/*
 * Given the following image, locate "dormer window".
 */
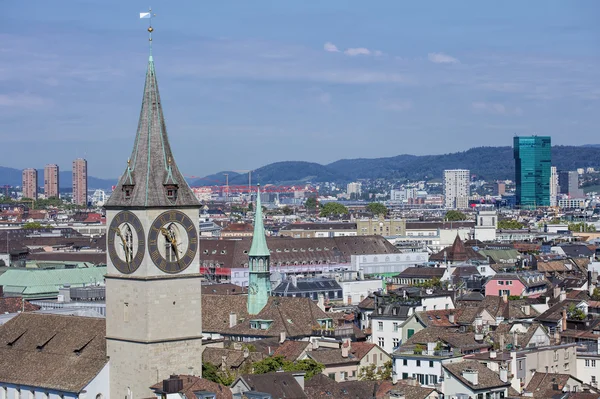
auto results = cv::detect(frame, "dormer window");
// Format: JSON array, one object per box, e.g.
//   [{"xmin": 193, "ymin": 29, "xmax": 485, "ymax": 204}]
[
  {"xmin": 164, "ymin": 184, "xmax": 178, "ymax": 201},
  {"xmin": 122, "ymin": 184, "xmax": 134, "ymax": 199}
]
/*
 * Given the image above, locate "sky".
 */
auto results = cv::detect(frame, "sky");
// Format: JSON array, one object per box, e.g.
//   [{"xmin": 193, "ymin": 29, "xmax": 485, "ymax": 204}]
[{"xmin": 2, "ymin": 1, "xmax": 600, "ymax": 179}]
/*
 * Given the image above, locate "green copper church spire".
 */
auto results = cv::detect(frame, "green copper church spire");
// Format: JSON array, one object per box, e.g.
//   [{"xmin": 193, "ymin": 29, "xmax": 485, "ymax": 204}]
[
  {"xmin": 247, "ymin": 184, "xmax": 271, "ymax": 315},
  {"xmin": 248, "ymin": 184, "xmax": 270, "ymax": 257}
]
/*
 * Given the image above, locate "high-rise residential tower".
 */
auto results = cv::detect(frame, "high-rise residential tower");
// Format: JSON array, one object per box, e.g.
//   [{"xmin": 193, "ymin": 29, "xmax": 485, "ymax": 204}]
[
  {"xmin": 72, "ymin": 158, "xmax": 88, "ymax": 206},
  {"xmin": 22, "ymin": 168, "xmax": 38, "ymax": 200},
  {"xmin": 558, "ymin": 170, "xmax": 584, "ymax": 198},
  {"xmin": 44, "ymin": 164, "xmax": 60, "ymax": 198},
  {"xmin": 550, "ymin": 166, "xmax": 558, "ymax": 207},
  {"xmin": 443, "ymin": 169, "xmax": 470, "ymax": 209},
  {"xmin": 513, "ymin": 136, "xmax": 551, "ymax": 208}
]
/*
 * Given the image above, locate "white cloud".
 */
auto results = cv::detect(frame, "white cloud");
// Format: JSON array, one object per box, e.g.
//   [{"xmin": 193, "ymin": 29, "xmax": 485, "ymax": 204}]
[
  {"xmin": 381, "ymin": 100, "xmax": 412, "ymax": 111},
  {"xmin": 0, "ymin": 93, "xmax": 49, "ymax": 108},
  {"xmin": 344, "ymin": 47, "xmax": 371, "ymax": 56},
  {"xmin": 324, "ymin": 42, "xmax": 339, "ymax": 52},
  {"xmin": 428, "ymin": 52, "xmax": 459, "ymax": 64},
  {"xmin": 471, "ymin": 101, "xmax": 522, "ymax": 115}
]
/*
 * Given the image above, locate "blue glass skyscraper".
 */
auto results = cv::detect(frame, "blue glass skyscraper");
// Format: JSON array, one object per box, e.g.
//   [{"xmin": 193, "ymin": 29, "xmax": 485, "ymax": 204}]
[{"xmin": 513, "ymin": 136, "xmax": 551, "ymax": 208}]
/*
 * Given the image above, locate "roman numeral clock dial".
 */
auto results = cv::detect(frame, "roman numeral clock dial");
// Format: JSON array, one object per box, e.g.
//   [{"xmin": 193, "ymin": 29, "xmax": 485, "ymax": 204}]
[
  {"xmin": 107, "ymin": 211, "xmax": 146, "ymax": 274},
  {"xmin": 148, "ymin": 210, "xmax": 198, "ymax": 273}
]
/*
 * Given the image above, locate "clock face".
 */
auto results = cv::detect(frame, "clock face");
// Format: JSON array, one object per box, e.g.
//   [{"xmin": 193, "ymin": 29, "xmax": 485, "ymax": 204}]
[
  {"xmin": 249, "ymin": 282, "xmax": 258, "ymax": 295},
  {"xmin": 107, "ymin": 211, "xmax": 145, "ymax": 274},
  {"xmin": 148, "ymin": 210, "xmax": 198, "ymax": 273}
]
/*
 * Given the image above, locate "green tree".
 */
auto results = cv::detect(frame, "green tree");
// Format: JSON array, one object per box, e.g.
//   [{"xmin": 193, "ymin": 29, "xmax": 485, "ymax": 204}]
[
  {"xmin": 366, "ymin": 202, "xmax": 388, "ymax": 216},
  {"xmin": 567, "ymin": 304, "xmax": 586, "ymax": 320},
  {"xmin": 568, "ymin": 222, "xmax": 596, "ymax": 232},
  {"xmin": 283, "ymin": 358, "xmax": 325, "ymax": 379},
  {"xmin": 378, "ymin": 360, "xmax": 392, "ymax": 380},
  {"xmin": 202, "ymin": 362, "xmax": 235, "ymax": 386},
  {"xmin": 22, "ymin": 222, "xmax": 46, "ymax": 230},
  {"xmin": 282, "ymin": 206, "xmax": 294, "ymax": 216},
  {"xmin": 358, "ymin": 363, "xmax": 378, "ymax": 381},
  {"xmin": 497, "ymin": 220, "xmax": 524, "ymax": 229},
  {"xmin": 319, "ymin": 202, "xmax": 349, "ymax": 218},
  {"xmin": 252, "ymin": 355, "xmax": 324, "ymax": 380},
  {"xmin": 252, "ymin": 356, "xmax": 288, "ymax": 374},
  {"xmin": 305, "ymin": 197, "xmax": 318, "ymax": 210},
  {"xmin": 592, "ymin": 288, "xmax": 600, "ymax": 301},
  {"xmin": 444, "ymin": 210, "xmax": 467, "ymax": 221},
  {"xmin": 35, "ymin": 197, "xmax": 64, "ymax": 209}
]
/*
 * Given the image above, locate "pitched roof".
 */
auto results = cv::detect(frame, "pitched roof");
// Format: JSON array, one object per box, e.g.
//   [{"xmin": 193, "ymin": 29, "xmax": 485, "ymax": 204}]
[
  {"xmin": 105, "ymin": 54, "xmax": 199, "ymax": 208},
  {"xmin": 281, "ymin": 223, "xmax": 357, "ymax": 231},
  {"xmin": 402, "ymin": 327, "xmax": 490, "ymax": 352},
  {"xmin": 395, "ymin": 267, "xmax": 445, "ymax": 278},
  {"xmin": 307, "ymin": 342, "xmax": 379, "ymax": 366},
  {"xmin": 202, "ymin": 295, "xmax": 250, "ymax": 333},
  {"xmin": 357, "ymin": 295, "xmax": 375, "ymax": 310},
  {"xmin": 0, "ymin": 313, "xmax": 107, "ymax": 393},
  {"xmin": 0, "ymin": 297, "xmax": 40, "ymax": 313},
  {"xmin": 273, "ymin": 340, "xmax": 312, "ymax": 362},
  {"xmin": 536, "ymin": 299, "xmax": 582, "ymax": 322},
  {"xmin": 238, "ymin": 372, "xmax": 307, "ymax": 399},
  {"xmin": 524, "ymin": 372, "xmax": 582, "ymax": 398},
  {"xmin": 150, "ymin": 375, "xmax": 232, "ymax": 399},
  {"xmin": 200, "ymin": 235, "xmax": 399, "ymax": 269},
  {"xmin": 429, "ymin": 235, "xmax": 486, "ymax": 263},
  {"xmin": 443, "ymin": 360, "xmax": 509, "ymax": 390},
  {"xmin": 202, "ymin": 347, "xmax": 265, "ymax": 370}
]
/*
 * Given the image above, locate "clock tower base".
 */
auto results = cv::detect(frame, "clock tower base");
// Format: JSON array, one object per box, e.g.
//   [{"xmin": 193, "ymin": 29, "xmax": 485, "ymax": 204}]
[{"xmin": 105, "ymin": 274, "xmax": 203, "ymax": 399}]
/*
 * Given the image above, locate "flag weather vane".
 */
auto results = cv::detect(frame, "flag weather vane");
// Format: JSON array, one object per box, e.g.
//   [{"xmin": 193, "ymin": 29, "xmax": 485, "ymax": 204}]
[{"xmin": 140, "ymin": 8, "xmax": 156, "ymax": 54}]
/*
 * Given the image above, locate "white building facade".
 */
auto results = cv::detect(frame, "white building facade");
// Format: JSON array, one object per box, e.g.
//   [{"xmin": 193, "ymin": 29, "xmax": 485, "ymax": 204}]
[{"xmin": 443, "ymin": 169, "xmax": 470, "ymax": 210}]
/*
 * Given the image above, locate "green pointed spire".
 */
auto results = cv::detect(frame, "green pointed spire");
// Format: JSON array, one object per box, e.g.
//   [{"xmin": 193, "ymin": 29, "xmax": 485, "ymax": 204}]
[{"xmin": 248, "ymin": 184, "xmax": 270, "ymax": 257}]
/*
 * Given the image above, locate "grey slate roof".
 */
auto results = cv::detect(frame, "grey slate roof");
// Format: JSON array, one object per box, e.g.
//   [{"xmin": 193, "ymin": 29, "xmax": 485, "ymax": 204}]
[{"xmin": 105, "ymin": 55, "xmax": 199, "ymax": 209}]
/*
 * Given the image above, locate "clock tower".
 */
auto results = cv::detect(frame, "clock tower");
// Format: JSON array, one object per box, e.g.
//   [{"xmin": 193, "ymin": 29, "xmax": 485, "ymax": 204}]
[
  {"xmin": 247, "ymin": 185, "xmax": 271, "ymax": 315},
  {"xmin": 104, "ymin": 33, "xmax": 202, "ymax": 399}
]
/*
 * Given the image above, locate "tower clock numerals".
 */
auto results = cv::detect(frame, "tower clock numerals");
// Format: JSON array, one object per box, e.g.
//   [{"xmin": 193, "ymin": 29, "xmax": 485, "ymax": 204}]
[
  {"xmin": 147, "ymin": 210, "xmax": 198, "ymax": 273},
  {"xmin": 107, "ymin": 211, "xmax": 145, "ymax": 274}
]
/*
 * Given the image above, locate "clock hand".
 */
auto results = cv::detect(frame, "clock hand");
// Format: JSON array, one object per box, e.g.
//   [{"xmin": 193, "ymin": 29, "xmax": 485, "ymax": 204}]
[{"xmin": 114, "ymin": 227, "xmax": 132, "ymax": 270}]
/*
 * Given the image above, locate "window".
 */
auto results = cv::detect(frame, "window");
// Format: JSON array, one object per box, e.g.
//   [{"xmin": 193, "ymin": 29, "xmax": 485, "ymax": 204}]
[
  {"xmin": 565, "ymin": 351, "xmax": 569, "ymax": 359},
  {"xmin": 593, "ymin": 360, "xmax": 597, "ymax": 367},
  {"xmin": 429, "ymin": 375, "xmax": 438, "ymax": 385},
  {"xmin": 429, "ymin": 361, "xmax": 434, "ymax": 368},
  {"xmin": 393, "ymin": 338, "xmax": 399, "ymax": 348},
  {"xmin": 592, "ymin": 376, "xmax": 596, "ymax": 384},
  {"xmin": 416, "ymin": 360, "xmax": 421, "ymax": 367},
  {"xmin": 403, "ymin": 359, "xmax": 408, "ymax": 366},
  {"xmin": 393, "ymin": 322, "xmax": 399, "ymax": 332},
  {"xmin": 518, "ymin": 360, "xmax": 523, "ymax": 370},
  {"xmin": 564, "ymin": 363, "xmax": 569, "ymax": 371},
  {"xmin": 378, "ymin": 337, "xmax": 385, "ymax": 347},
  {"xmin": 499, "ymin": 281, "xmax": 505, "ymax": 285},
  {"xmin": 407, "ymin": 329, "xmax": 415, "ymax": 338},
  {"xmin": 378, "ymin": 322, "xmax": 384, "ymax": 331},
  {"xmin": 402, "ymin": 373, "xmax": 409, "ymax": 379},
  {"xmin": 328, "ymin": 373, "xmax": 335, "ymax": 380},
  {"xmin": 340, "ymin": 371, "xmax": 347, "ymax": 380},
  {"xmin": 554, "ymin": 351, "xmax": 559, "ymax": 361},
  {"xmin": 585, "ymin": 359, "xmax": 590, "ymax": 367}
]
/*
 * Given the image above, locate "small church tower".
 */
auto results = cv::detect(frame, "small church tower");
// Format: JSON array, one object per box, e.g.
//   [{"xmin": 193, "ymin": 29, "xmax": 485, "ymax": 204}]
[{"xmin": 247, "ymin": 185, "xmax": 271, "ymax": 315}]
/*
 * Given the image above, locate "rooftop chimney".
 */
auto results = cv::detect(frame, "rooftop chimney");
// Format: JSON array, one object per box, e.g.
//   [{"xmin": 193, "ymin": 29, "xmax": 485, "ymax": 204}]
[
  {"xmin": 588, "ymin": 271, "xmax": 595, "ymax": 296},
  {"xmin": 489, "ymin": 350, "xmax": 497, "ymax": 359},
  {"xmin": 162, "ymin": 375, "xmax": 183, "ymax": 394},
  {"xmin": 317, "ymin": 293, "xmax": 326, "ymax": 311},
  {"xmin": 448, "ymin": 313, "xmax": 455, "ymax": 324},
  {"xmin": 462, "ymin": 369, "xmax": 478, "ymax": 386},
  {"xmin": 280, "ymin": 331, "xmax": 286, "ymax": 344},
  {"xmin": 229, "ymin": 312, "xmax": 237, "ymax": 328},
  {"xmin": 392, "ymin": 372, "xmax": 398, "ymax": 385},
  {"xmin": 562, "ymin": 309, "xmax": 568, "ymax": 331},
  {"xmin": 500, "ymin": 367, "xmax": 508, "ymax": 383},
  {"xmin": 522, "ymin": 305, "xmax": 531, "ymax": 316},
  {"xmin": 341, "ymin": 339, "xmax": 350, "ymax": 358},
  {"xmin": 559, "ymin": 290, "xmax": 566, "ymax": 302}
]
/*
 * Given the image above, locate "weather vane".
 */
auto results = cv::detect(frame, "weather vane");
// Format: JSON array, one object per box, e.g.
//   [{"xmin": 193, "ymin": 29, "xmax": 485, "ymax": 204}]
[{"xmin": 140, "ymin": 7, "xmax": 156, "ymax": 53}]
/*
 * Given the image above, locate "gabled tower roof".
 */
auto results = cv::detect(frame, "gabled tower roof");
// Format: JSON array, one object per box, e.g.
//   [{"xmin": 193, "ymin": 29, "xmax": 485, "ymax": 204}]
[
  {"xmin": 105, "ymin": 54, "xmax": 199, "ymax": 209},
  {"xmin": 248, "ymin": 185, "xmax": 270, "ymax": 257}
]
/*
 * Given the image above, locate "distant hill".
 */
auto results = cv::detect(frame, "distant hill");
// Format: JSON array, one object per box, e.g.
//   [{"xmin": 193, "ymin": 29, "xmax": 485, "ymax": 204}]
[
  {"xmin": 193, "ymin": 145, "xmax": 600, "ymax": 185},
  {"xmin": 0, "ymin": 167, "xmax": 115, "ymax": 190}
]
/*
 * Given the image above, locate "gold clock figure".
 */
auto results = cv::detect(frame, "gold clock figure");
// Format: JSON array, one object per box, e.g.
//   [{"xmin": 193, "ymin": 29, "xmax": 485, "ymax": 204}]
[
  {"xmin": 148, "ymin": 210, "xmax": 198, "ymax": 273},
  {"xmin": 107, "ymin": 211, "xmax": 145, "ymax": 274}
]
